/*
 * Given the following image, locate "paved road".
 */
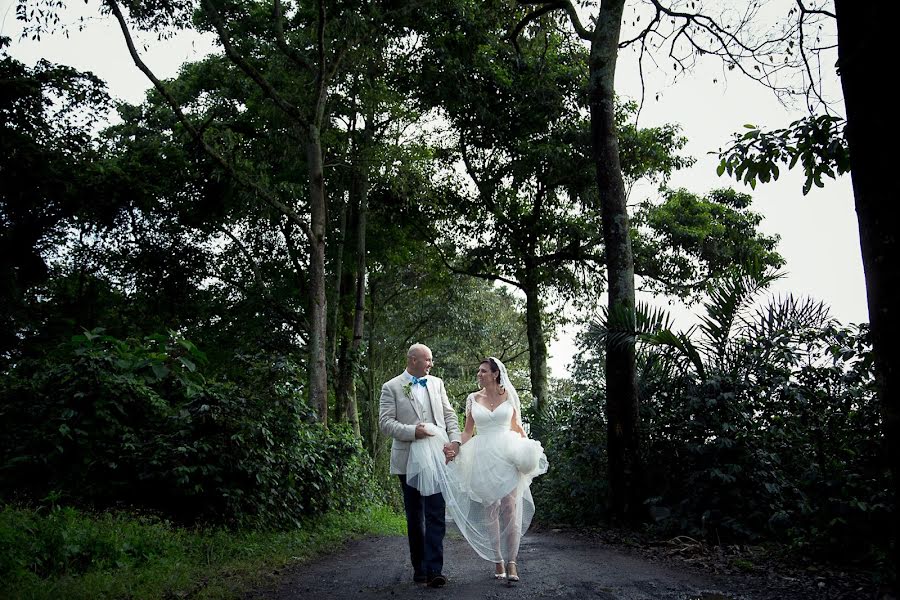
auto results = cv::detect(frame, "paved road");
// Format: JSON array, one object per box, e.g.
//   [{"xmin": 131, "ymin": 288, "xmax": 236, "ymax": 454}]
[{"xmin": 246, "ymin": 531, "xmax": 750, "ymax": 600}]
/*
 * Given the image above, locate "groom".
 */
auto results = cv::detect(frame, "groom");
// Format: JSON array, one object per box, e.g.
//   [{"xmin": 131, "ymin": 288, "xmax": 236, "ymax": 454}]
[{"xmin": 379, "ymin": 343, "xmax": 462, "ymax": 587}]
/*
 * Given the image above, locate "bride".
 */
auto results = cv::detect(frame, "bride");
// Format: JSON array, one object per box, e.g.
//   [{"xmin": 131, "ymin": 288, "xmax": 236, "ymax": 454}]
[{"xmin": 406, "ymin": 357, "xmax": 548, "ymax": 583}]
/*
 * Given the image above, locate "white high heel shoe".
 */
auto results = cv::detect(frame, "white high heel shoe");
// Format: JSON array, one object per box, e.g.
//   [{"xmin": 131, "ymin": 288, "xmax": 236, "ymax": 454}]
[
  {"xmin": 507, "ymin": 561, "xmax": 519, "ymax": 582},
  {"xmin": 494, "ymin": 561, "xmax": 506, "ymax": 580}
]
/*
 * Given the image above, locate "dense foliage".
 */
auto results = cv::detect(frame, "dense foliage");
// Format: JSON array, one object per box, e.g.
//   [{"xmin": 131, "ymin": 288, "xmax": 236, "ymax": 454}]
[
  {"xmin": 535, "ymin": 271, "xmax": 890, "ymax": 566},
  {"xmin": 0, "ymin": 330, "xmax": 379, "ymax": 528}
]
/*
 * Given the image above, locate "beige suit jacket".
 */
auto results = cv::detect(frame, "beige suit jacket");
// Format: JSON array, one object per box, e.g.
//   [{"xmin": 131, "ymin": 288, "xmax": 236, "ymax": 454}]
[{"xmin": 379, "ymin": 373, "xmax": 462, "ymax": 475}]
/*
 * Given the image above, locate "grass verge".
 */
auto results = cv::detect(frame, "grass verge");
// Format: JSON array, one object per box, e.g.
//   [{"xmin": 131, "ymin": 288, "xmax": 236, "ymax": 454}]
[{"xmin": 0, "ymin": 504, "xmax": 405, "ymax": 600}]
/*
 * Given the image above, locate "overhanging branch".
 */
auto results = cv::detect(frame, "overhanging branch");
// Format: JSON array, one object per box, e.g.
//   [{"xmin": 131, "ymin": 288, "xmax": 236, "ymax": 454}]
[
  {"xmin": 202, "ymin": 0, "xmax": 309, "ymax": 127},
  {"xmin": 106, "ymin": 0, "xmax": 311, "ymax": 235},
  {"xmin": 429, "ymin": 240, "xmax": 523, "ymax": 290}
]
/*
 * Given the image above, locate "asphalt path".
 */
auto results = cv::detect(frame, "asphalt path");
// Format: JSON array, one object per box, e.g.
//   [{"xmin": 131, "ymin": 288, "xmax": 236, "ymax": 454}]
[{"xmin": 245, "ymin": 530, "xmax": 754, "ymax": 600}]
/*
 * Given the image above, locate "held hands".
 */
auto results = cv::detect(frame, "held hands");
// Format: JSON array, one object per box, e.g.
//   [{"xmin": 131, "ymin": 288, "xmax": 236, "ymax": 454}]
[
  {"xmin": 443, "ymin": 442, "xmax": 458, "ymax": 464},
  {"xmin": 414, "ymin": 423, "xmax": 458, "ymax": 462}
]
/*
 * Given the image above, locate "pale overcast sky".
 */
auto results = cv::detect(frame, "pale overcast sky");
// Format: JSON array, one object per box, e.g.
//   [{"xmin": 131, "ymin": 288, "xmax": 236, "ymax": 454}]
[{"xmin": 2, "ymin": 1, "xmax": 866, "ymax": 377}]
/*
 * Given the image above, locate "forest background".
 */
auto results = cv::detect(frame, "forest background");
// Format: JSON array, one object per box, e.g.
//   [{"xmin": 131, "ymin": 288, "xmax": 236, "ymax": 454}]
[{"xmin": 0, "ymin": 0, "xmax": 891, "ymax": 598}]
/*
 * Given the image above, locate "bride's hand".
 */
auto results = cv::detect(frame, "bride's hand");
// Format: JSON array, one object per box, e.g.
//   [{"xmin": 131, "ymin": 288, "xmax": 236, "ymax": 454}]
[{"xmin": 442, "ymin": 442, "xmax": 457, "ymax": 463}]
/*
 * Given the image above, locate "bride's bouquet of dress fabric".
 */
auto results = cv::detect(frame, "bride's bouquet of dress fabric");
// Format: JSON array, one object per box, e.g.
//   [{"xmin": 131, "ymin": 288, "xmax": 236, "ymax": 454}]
[
  {"xmin": 405, "ymin": 423, "xmax": 450, "ymax": 496},
  {"xmin": 507, "ymin": 435, "xmax": 544, "ymax": 475}
]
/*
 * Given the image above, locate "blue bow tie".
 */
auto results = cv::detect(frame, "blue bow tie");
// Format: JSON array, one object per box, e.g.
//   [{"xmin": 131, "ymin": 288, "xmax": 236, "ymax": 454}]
[{"xmin": 411, "ymin": 376, "xmax": 428, "ymax": 387}]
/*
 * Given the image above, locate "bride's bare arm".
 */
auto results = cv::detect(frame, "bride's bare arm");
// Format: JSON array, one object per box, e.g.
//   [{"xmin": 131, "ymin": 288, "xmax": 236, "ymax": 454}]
[
  {"xmin": 510, "ymin": 408, "xmax": 526, "ymax": 437},
  {"xmin": 461, "ymin": 411, "xmax": 475, "ymax": 443}
]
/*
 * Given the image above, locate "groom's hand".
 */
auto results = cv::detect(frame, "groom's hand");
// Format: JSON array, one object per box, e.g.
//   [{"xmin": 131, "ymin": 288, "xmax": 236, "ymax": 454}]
[
  {"xmin": 414, "ymin": 423, "xmax": 433, "ymax": 439},
  {"xmin": 443, "ymin": 442, "xmax": 458, "ymax": 463}
]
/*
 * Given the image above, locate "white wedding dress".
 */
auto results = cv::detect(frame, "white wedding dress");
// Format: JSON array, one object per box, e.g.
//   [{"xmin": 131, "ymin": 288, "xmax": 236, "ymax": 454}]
[{"xmin": 406, "ymin": 394, "xmax": 548, "ymax": 563}]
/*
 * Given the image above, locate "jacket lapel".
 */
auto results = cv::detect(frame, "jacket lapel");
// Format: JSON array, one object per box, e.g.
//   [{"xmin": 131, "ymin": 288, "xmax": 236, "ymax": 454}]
[{"xmin": 424, "ymin": 379, "xmax": 439, "ymax": 425}]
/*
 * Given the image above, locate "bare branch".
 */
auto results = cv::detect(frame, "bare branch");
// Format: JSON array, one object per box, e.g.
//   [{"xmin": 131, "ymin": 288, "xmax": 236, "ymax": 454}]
[
  {"xmin": 280, "ymin": 217, "xmax": 309, "ymax": 293},
  {"xmin": 509, "ymin": 2, "xmax": 567, "ymax": 55},
  {"xmin": 429, "ymin": 240, "xmax": 523, "ymax": 289},
  {"xmin": 515, "ymin": 0, "xmax": 592, "ymax": 42},
  {"xmin": 533, "ymin": 237, "xmax": 605, "ymax": 267},
  {"xmin": 797, "ymin": 0, "xmax": 836, "ymax": 19},
  {"xmin": 219, "ymin": 224, "xmax": 273, "ymax": 293},
  {"xmin": 460, "ymin": 133, "xmax": 490, "ymax": 200},
  {"xmin": 796, "ymin": 2, "xmax": 829, "ymax": 112},
  {"xmin": 619, "ymin": 7, "xmax": 662, "ymax": 47},
  {"xmin": 647, "ymin": 0, "xmax": 834, "ymax": 108}
]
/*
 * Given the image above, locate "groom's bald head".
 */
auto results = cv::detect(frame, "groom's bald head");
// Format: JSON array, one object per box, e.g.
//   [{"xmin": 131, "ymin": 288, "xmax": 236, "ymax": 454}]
[{"xmin": 407, "ymin": 343, "xmax": 433, "ymax": 377}]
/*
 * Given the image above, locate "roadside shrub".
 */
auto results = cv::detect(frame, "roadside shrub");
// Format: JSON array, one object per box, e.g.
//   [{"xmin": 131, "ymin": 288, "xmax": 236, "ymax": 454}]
[
  {"xmin": 561, "ymin": 280, "xmax": 892, "ymax": 568},
  {"xmin": 0, "ymin": 330, "xmax": 382, "ymax": 528},
  {"xmin": 638, "ymin": 322, "xmax": 890, "ymax": 561},
  {"xmin": 530, "ymin": 390, "xmax": 609, "ymax": 525}
]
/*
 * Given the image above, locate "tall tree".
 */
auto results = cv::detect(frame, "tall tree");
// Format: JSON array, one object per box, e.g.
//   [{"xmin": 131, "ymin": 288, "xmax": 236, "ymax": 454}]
[
  {"xmin": 508, "ymin": 0, "xmax": 641, "ymax": 519},
  {"xmin": 403, "ymin": 4, "xmax": 689, "ymax": 421},
  {"xmin": 713, "ymin": 1, "xmax": 900, "ymax": 579},
  {"xmin": 50, "ymin": 0, "xmax": 364, "ymax": 424},
  {"xmin": 510, "ymin": 0, "xmax": 851, "ymax": 521},
  {"xmin": 829, "ymin": 9, "xmax": 898, "ymax": 574}
]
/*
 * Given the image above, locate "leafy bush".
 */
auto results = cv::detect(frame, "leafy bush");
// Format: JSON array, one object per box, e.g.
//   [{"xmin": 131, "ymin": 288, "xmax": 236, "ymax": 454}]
[
  {"xmin": 530, "ymin": 383, "xmax": 609, "ymax": 525},
  {"xmin": 559, "ymin": 270, "xmax": 892, "ymax": 565},
  {"xmin": 0, "ymin": 330, "xmax": 383, "ymax": 528},
  {"xmin": 636, "ymin": 321, "xmax": 891, "ymax": 562}
]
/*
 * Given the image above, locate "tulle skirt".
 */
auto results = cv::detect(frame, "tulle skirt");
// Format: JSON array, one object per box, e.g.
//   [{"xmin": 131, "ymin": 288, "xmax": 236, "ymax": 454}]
[{"xmin": 406, "ymin": 424, "xmax": 548, "ymax": 563}]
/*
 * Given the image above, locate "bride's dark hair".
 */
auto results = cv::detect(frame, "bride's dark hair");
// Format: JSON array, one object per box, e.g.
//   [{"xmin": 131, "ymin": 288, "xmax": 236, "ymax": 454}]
[{"xmin": 479, "ymin": 358, "xmax": 501, "ymax": 386}]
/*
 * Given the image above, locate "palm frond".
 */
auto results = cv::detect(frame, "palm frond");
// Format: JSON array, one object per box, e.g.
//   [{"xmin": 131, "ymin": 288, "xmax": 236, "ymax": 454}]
[
  {"xmin": 745, "ymin": 294, "xmax": 833, "ymax": 338},
  {"xmin": 699, "ymin": 265, "xmax": 783, "ymax": 360},
  {"xmin": 641, "ymin": 326, "xmax": 707, "ymax": 380},
  {"xmin": 739, "ymin": 294, "xmax": 834, "ymax": 366},
  {"xmin": 589, "ymin": 301, "xmax": 676, "ymax": 350}
]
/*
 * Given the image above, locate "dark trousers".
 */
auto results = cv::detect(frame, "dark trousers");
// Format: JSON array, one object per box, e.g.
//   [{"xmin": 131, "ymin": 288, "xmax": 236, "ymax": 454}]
[{"xmin": 399, "ymin": 474, "xmax": 445, "ymax": 576}]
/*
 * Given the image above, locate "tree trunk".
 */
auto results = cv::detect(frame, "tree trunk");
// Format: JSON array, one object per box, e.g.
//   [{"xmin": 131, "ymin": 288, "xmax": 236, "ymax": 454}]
[
  {"xmin": 329, "ymin": 195, "xmax": 349, "ymax": 380},
  {"xmin": 367, "ymin": 277, "xmax": 379, "ymax": 455},
  {"xmin": 334, "ymin": 267, "xmax": 356, "ymax": 425},
  {"xmin": 333, "ymin": 125, "xmax": 370, "ymax": 438},
  {"xmin": 523, "ymin": 274, "xmax": 549, "ymax": 424},
  {"xmin": 835, "ymin": 0, "xmax": 900, "ymax": 580},
  {"xmin": 347, "ymin": 126, "xmax": 370, "ymax": 438},
  {"xmin": 589, "ymin": 0, "xmax": 643, "ymax": 521},
  {"xmin": 307, "ymin": 124, "xmax": 329, "ymax": 426}
]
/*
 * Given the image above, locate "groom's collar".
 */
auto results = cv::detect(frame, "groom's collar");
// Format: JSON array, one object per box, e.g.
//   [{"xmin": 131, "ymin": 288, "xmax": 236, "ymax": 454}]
[{"xmin": 404, "ymin": 370, "xmax": 428, "ymax": 383}]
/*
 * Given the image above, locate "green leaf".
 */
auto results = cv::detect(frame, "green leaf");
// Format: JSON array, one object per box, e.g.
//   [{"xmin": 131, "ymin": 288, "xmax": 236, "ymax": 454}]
[{"xmin": 151, "ymin": 364, "xmax": 171, "ymax": 380}]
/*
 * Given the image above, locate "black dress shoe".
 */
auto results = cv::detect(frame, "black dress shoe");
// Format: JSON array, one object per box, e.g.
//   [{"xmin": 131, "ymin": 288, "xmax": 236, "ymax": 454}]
[
  {"xmin": 414, "ymin": 572, "xmax": 427, "ymax": 583},
  {"xmin": 426, "ymin": 574, "xmax": 447, "ymax": 588}
]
